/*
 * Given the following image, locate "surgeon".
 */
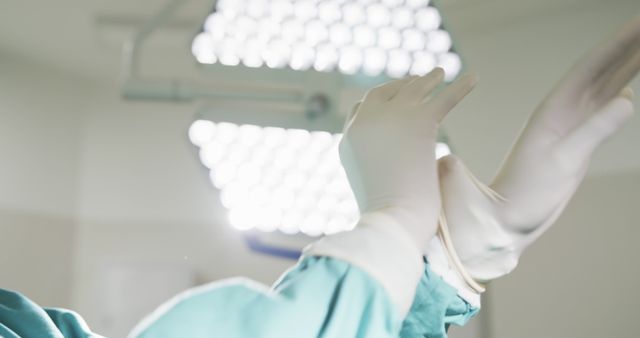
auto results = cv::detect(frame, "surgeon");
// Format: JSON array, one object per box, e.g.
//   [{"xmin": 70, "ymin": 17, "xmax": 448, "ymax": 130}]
[{"xmin": 1, "ymin": 15, "xmax": 639, "ymax": 338}]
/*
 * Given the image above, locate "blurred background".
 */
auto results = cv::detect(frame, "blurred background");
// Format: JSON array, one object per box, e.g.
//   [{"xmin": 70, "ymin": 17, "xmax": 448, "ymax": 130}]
[{"xmin": 0, "ymin": 0, "xmax": 639, "ymax": 337}]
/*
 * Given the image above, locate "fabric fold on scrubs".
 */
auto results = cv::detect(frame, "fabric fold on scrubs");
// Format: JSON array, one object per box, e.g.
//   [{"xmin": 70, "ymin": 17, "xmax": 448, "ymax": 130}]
[
  {"xmin": 0, "ymin": 288, "xmax": 102, "ymax": 338},
  {"xmin": 131, "ymin": 256, "xmax": 478, "ymax": 338},
  {"xmin": 131, "ymin": 256, "xmax": 401, "ymax": 338},
  {"xmin": 401, "ymin": 258, "xmax": 480, "ymax": 338},
  {"xmin": 0, "ymin": 257, "xmax": 478, "ymax": 338}
]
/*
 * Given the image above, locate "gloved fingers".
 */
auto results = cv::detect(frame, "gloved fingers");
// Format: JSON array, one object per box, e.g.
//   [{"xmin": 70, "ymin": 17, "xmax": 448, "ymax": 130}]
[
  {"xmin": 425, "ymin": 72, "xmax": 478, "ymax": 122},
  {"xmin": 557, "ymin": 94, "xmax": 634, "ymax": 159},
  {"xmin": 366, "ymin": 75, "xmax": 418, "ymax": 102},
  {"xmin": 552, "ymin": 15, "xmax": 640, "ymax": 104},
  {"xmin": 589, "ymin": 40, "xmax": 640, "ymax": 108},
  {"xmin": 343, "ymin": 101, "xmax": 362, "ymax": 131},
  {"xmin": 392, "ymin": 67, "xmax": 445, "ymax": 103}
]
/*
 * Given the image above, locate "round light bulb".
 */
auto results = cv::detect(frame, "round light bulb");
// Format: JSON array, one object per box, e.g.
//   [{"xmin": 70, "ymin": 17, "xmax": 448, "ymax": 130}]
[
  {"xmin": 318, "ymin": 1, "xmax": 341, "ymax": 23},
  {"xmin": 308, "ymin": 131, "xmax": 334, "ymax": 153},
  {"xmin": 235, "ymin": 16, "xmax": 257, "ymax": 40},
  {"xmin": 306, "ymin": 20, "xmax": 329, "ymax": 46},
  {"xmin": 286, "ymin": 129, "xmax": 311, "ymax": 149},
  {"xmin": 367, "ymin": 4, "xmax": 391, "ymax": 27},
  {"xmin": 270, "ymin": 0, "xmax": 294, "ymax": 22},
  {"xmin": 273, "ymin": 187, "xmax": 295, "ymax": 209},
  {"xmin": 305, "ymin": 176, "xmax": 327, "ymax": 194},
  {"xmin": 246, "ymin": 0, "xmax": 267, "ymax": 18},
  {"xmin": 438, "ymin": 52, "xmax": 462, "ymax": 81},
  {"xmin": 262, "ymin": 39, "xmax": 291, "ymax": 68},
  {"xmin": 248, "ymin": 185, "xmax": 270, "ymax": 206},
  {"xmin": 406, "ymin": 0, "xmax": 430, "ymax": 8},
  {"xmin": 353, "ymin": 25, "xmax": 376, "ymax": 48},
  {"xmin": 325, "ymin": 215, "xmax": 350, "ymax": 235},
  {"xmin": 218, "ymin": 39, "xmax": 242, "ymax": 66},
  {"xmin": 301, "ymin": 212, "xmax": 328, "ymax": 236},
  {"xmin": 378, "ymin": 27, "xmax": 401, "ymax": 50},
  {"xmin": 228, "ymin": 207, "xmax": 256, "ymax": 231},
  {"xmin": 383, "ymin": 0, "xmax": 404, "ymax": 7},
  {"xmin": 415, "ymin": 7, "xmax": 441, "ymax": 32},
  {"xmin": 343, "ymin": 3, "xmax": 366, "ymax": 26},
  {"xmin": 280, "ymin": 211, "xmax": 303, "ymax": 234},
  {"xmin": 284, "ymin": 171, "xmax": 308, "ymax": 190},
  {"xmin": 263, "ymin": 127, "xmax": 286, "ymax": 148},
  {"xmin": 256, "ymin": 19, "xmax": 280, "ymax": 43},
  {"xmin": 192, "ymin": 32, "xmax": 216, "ymax": 63},
  {"xmin": 256, "ymin": 207, "xmax": 281, "ymax": 232},
  {"xmin": 403, "ymin": 29, "xmax": 426, "ymax": 51},
  {"xmin": 362, "ymin": 48, "xmax": 387, "ymax": 76},
  {"xmin": 294, "ymin": 0, "xmax": 317, "ymax": 21},
  {"xmin": 188, "ymin": 119, "xmax": 216, "ymax": 146},
  {"xmin": 386, "ymin": 49, "xmax": 411, "ymax": 77},
  {"xmin": 237, "ymin": 163, "xmax": 262, "ymax": 187},
  {"xmin": 210, "ymin": 163, "xmax": 237, "ymax": 189},
  {"xmin": 290, "ymin": 45, "xmax": 315, "ymax": 71},
  {"xmin": 203, "ymin": 13, "xmax": 227, "ymax": 37},
  {"xmin": 238, "ymin": 124, "xmax": 263, "ymax": 146},
  {"xmin": 392, "ymin": 7, "xmax": 413, "ymax": 29},
  {"xmin": 330, "ymin": 22, "xmax": 352, "ymax": 46},
  {"xmin": 294, "ymin": 192, "xmax": 316, "ymax": 212},
  {"xmin": 410, "ymin": 51, "xmax": 437, "ymax": 75},
  {"xmin": 426, "ymin": 30, "xmax": 452, "ymax": 53},
  {"xmin": 220, "ymin": 182, "xmax": 249, "ymax": 209},
  {"xmin": 216, "ymin": 122, "xmax": 239, "ymax": 144},
  {"xmin": 242, "ymin": 38, "xmax": 265, "ymax": 68},
  {"xmin": 338, "ymin": 46, "xmax": 363, "ymax": 75},
  {"xmin": 225, "ymin": 143, "xmax": 250, "ymax": 165},
  {"xmin": 314, "ymin": 44, "xmax": 339, "ymax": 72},
  {"xmin": 282, "ymin": 19, "xmax": 305, "ymax": 43},
  {"xmin": 199, "ymin": 141, "xmax": 226, "ymax": 169},
  {"xmin": 273, "ymin": 148, "xmax": 296, "ymax": 169}
]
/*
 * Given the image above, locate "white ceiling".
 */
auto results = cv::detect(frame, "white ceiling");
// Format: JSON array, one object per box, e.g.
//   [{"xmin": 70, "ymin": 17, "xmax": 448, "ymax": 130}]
[
  {"xmin": 0, "ymin": 0, "xmax": 615, "ymax": 83},
  {"xmin": 1, "ymin": 0, "xmax": 638, "ymax": 178}
]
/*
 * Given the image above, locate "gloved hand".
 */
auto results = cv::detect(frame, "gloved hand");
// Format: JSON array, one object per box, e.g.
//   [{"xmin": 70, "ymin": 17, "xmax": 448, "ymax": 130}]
[
  {"xmin": 306, "ymin": 68, "xmax": 477, "ymax": 317},
  {"xmin": 340, "ymin": 68, "xmax": 478, "ymax": 248},
  {"xmin": 434, "ymin": 16, "xmax": 639, "ymax": 284}
]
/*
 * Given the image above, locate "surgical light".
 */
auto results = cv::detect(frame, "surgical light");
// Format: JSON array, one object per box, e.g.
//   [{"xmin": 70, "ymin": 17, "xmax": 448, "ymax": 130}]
[
  {"xmin": 189, "ymin": 120, "xmax": 452, "ymax": 237},
  {"xmin": 193, "ymin": 0, "xmax": 462, "ymax": 80}
]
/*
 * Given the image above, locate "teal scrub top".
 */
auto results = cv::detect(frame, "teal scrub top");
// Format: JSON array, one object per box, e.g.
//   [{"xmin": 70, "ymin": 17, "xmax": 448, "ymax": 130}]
[{"xmin": 0, "ymin": 256, "xmax": 477, "ymax": 338}]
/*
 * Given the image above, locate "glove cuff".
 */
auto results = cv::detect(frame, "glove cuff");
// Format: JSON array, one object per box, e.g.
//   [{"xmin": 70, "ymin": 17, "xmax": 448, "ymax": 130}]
[
  {"xmin": 304, "ymin": 211, "xmax": 424, "ymax": 318},
  {"xmin": 424, "ymin": 211, "xmax": 485, "ymax": 308}
]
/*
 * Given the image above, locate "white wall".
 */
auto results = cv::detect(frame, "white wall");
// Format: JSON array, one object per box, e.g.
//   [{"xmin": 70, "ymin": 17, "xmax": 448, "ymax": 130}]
[
  {"xmin": 442, "ymin": 2, "xmax": 640, "ymax": 337},
  {"xmin": 443, "ymin": 0, "xmax": 640, "ymax": 180},
  {"xmin": 0, "ymin": 52, "xmax": 87, "ymax": 308},
  {"xmin": 71, "ymin": 84, "xmax": 296, "ymax": 336},
  {"xmin": 487, "ymin": 171, "xmax": 640, "ymax": 338}
]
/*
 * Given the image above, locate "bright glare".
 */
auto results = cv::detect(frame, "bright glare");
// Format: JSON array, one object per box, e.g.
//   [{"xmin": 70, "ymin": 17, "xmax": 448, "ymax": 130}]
[
  {"xmin": 192, "ymin": 0, "xmax": 462, "ymax": 80},
  {"xmin": 190, "ymin": 120, "xmax": 451, "ymax": 237},
  {"xmin": 435, "ymin": 142, "xmax": 452, "ymax": 159},
  {"xmin": 438, "ymin": 52, "xmax": 463, "ymax": 81}
]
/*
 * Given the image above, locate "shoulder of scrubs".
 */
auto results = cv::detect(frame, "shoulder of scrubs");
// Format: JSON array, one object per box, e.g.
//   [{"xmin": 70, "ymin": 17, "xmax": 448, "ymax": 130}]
[
  {"xmin": 130, "ymin": 256, "xmax": 402, "ymax": 338},
  {"xmin": 0, "ymin": 288, "xmax": 102, "ymax": 338}
]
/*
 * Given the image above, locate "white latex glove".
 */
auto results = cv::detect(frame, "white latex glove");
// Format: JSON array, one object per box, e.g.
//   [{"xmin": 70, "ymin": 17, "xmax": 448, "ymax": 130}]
[
  {"xmin": 435, "ymin": 16, "xmax": 639, "ymax": 284},
  {"xmin": 340, "ymin": 68, "xmax": 478, "ymax": 247},
  {"xmin": 306, "ymin": 68, "xmax": 477, "ymax": 317}
]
